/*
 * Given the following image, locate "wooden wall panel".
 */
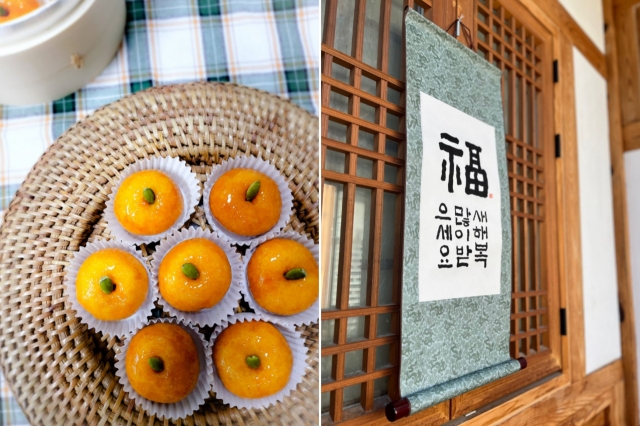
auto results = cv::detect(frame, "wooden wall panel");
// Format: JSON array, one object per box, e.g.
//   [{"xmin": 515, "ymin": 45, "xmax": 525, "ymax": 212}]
[
  {"xmin": 614, "ymin": 0, "xmax": 640, "ymax": 129},
  {"xmin": 558, "ymin": 31, "xmax": 587, "ymax": 384},
  {"xmin": 623, "ymin": 121, "xmax": 640, "ymax": 151},
  {"xmin": 521, "ymin": 0, "xmax": 606, "ymax": 78},
  {"xmin": 604, "ymin": 0, "xmax": 639, "ymax": 423},
  {"xmin": 613, "ymin": 0, "xmax": 640, "ymax": 151},
  {"xmin": 466, "ymin": 360, "xmax": 624, "ymax": 425},
  {"xmin": 499, "ymin": 362, "xmax": 624, "ymax": 426},
  {"xmin": 557, "ymin": 0, "xmax": 606, "ymax": 52}
]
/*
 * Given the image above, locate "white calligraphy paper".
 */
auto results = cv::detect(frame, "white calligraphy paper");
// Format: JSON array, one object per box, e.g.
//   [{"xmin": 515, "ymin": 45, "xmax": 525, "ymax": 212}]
[{"xmin": 418, "ymin": 92, "xmax": 502, "ymax": 302}]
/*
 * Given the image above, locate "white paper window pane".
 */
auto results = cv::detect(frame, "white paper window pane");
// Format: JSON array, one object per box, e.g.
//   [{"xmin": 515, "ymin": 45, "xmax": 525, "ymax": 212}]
[
  {"xmin": 321, "ymin": 356, "xmax": 333, "ymax": 382},
  {"xmin": 334, "ymin": 0, "xmax": 355, "ymax": 55},
  {"xmin": 330, "ymin": 90, "xmax": 349, "ymax": 113},
  {"xmin": 321, "ymin": 392, "xmax": 330, "ymax": 413},
  {"xmin": 346, "ymin": 316, "xmax": 366, "ymax": 342},
  {"xmin": 388, "ymin": 0, "xmax": 404, "ymax": 79},
  {"xmin": 350, "ymin": 187, "xmax": 372, "ymax": 307},
  {"xmin": 386, "ymin": 139, "xmax": 400, "ymax": 157},
  {"xmin": 327, "ymin": 120, "xmax": 347, "ymax": 143},
  {"xmin": 360, "ymin": 101, "xmax": 376, "ymax": 123},
  {"xmin": 377, "ymin": 313, "xmax": 393, "ymax": 337},
  {"xmin": 356, "ymin": 157, "xmax": 374, "ymax": 179},
  {"xmin": 322, "ymin": 182, "xmax": 344, "ymax": 310},
  {"xmin": 574, "ymin": 47, "xmax": 621, "ymax": 374},
  {"xmin": 361, "ymin": 74, "xmax": 377, "ymax": 95},
  {"xmin": 384, "ymin": 163, "xmax": 399, "ymax": 184},
  {"xmin": 374, "ymin": 376, "xmax": 389, "ymax": 399},
  {"xmin": 378, "ymin": 192, "xmax": 397, "ymax": 305},
  {"xmin": 325, "ymin": 149, "xmax": 346, "ymax": 173},
  {"xmin": 375, "ymin": 344, "xmax": 391, "ymax": 369},
  {"xmin": 344, "ymin": 349, "xmax": 364, "ymax": 376},
  {"xmin": 362, "ymin": 0, "xmax": 381, "ymax": 68},
  {"xmin": 388, "ymin": 87, "xmax": 402, "ymax": 104},
  {"xmin": 386, "ymin": 111, "xmax": 400, "ymax": 131},
  {"xmin": 358, "ymin": 129, "xmax": 375, "ymax": 151},
  {"xmin": 342, "ymin": 384, "xmax": 361, "ymax": 409},
  {"xmin": 332, "ymin": 62, "xmax": 351, "ymax": 84},
  {"xmin": 321, "ymin": 319, "xmax": 335, "ymax": 346}
]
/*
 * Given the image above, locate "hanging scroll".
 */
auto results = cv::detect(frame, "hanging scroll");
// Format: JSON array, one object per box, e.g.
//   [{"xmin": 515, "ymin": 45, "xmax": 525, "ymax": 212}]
[{"xmin": 386, "ymin": 9, "xmax": 525, "ymax": 422}]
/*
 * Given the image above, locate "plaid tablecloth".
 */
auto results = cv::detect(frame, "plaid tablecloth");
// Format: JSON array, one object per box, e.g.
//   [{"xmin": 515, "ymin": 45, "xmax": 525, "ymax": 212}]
[{"xmin": 0, "ymin": 0, "xmax": 319, "ymax": 424}]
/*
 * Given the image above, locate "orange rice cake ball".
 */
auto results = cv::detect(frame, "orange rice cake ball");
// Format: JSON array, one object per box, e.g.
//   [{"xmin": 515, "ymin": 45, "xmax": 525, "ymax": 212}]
[
  {"xmin": 126, "ymin": 323, "xmax": 200, "ymax": 403},
  {"xmin": 75, "ymin": 248, "xmax": 148, "ymax": 321},
  {"xmin": 209, "ymin": 168, "xmax": 282, "ymax": 237},
  {"xmin": 213, "ymin": 320, "xmax": 292, "ymax": 399},
  {"xmin": 159, "ymin": 238, "xmax": 232, "ymax": 312},
  {"xmin": 114, "ymin": 170, "xmax": 183, "ymax": 236},
  {"xmin": 0, "ymin": 1, "xmax": 40, "ymax": 23},
  {"xmin": 247, "ymin": 238, "xmax": 318, "ymax": 316}
]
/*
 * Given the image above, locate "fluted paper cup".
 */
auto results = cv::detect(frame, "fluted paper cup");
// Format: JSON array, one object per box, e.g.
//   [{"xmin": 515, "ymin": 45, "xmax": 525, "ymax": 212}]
[
  {"xmin": 209, "ymin": 313, "xmax": 307, "ymax": 410},
  {"xmin": 243, "ymin": 231, "xmax": 319, "ymax": 327},
  {"xmin": 203, "ymin": 156, "xmax": 294, "ymax": 247},
  {"xmin": 114, "ymin": 318, "xmax": 213, "ymax": 420},
  {"xmin": 150, "ymin": 228, "xmax": 243, "ymax": 327},
  {"xmin": 65, "ymin": 240, "xmax": 155, "ymax": 337},
  {"xmin": 105, "ymin": 156, "xmax": 201, "ymax": 245}
]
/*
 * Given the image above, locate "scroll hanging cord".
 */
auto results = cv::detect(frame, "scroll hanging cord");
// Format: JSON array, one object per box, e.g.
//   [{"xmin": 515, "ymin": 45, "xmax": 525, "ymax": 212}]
[{"xmin": 445, "ymin": 0, "xmax": 476, "ymax": 52}]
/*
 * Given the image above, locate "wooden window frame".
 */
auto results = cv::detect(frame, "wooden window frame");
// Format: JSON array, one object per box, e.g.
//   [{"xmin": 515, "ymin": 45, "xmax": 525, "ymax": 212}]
[{"xmin": 321, "ymin": 0, "xmax": 412, "ymax": 423}]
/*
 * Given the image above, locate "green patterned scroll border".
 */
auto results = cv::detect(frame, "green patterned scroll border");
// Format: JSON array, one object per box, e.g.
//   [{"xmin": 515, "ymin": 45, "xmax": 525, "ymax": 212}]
[
  {"xmin": 399, "ymin": 8, "xmax": 518, "ymax": 413},
  {"xmin": 406, "ymin": 359, "xmax": 521, "ymax": 412}
]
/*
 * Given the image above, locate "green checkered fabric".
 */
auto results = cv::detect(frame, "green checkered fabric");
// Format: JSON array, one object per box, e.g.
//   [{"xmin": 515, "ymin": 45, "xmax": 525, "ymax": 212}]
[
  {"xmin": 0, "ymin": 1, "xmax": 318, "ymax": 423},
  {"xmin": 0, "ymin": 378, "xmax": 28, "ymax": 426},
  {"xmin": 0, "ymin": 0, "xmax": 318, "ymax": 216}
]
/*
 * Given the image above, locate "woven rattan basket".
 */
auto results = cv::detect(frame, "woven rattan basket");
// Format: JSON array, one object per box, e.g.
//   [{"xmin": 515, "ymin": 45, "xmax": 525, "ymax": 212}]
[{"xmin": 0, "ymin": 83, "xmax": 319, "ymax": 425}]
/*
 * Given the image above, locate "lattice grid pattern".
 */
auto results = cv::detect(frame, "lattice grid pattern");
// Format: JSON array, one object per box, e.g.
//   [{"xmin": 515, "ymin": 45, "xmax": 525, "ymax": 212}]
[
  {"xmin": 320, "ymin": 0, "xmax": 434, "ymax": 423},
  {"xmin": 476, "ymin": 0, "xmax": 550, "ymax": 358}
]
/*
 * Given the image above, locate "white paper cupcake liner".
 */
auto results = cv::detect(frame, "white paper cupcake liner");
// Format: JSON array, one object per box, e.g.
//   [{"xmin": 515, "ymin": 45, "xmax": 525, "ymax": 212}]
[
  {"xmin": 105, "ymin": 156, "xmax": 201, "ymax": 245},
  {"xmin": 150, "ymin": 228, "xmax": 243, "ymax": 327},
  {"xmin": 203, "ymin": 156, "xmax": 294, "ymax": 247},
  {"xmin": 243, "ymin": 232, "xmax": 319, "ymax": 327},
  {"xmin": 64, "ymin": 240, "xmax": 155, "ymax": 337},
  {"xmin": 209, "ymin": 313, "xmax": 307, "ymax": 410},
  {"xmin": 114, "ymin": 318, "xmax": 214, "ymax": 420}
]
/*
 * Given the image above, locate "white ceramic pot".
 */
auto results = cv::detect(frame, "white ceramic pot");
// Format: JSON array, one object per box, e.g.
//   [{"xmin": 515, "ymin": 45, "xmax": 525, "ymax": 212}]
[{"xmin": 0, "ymin": 0, "xmax": 126, "ymax": 105}]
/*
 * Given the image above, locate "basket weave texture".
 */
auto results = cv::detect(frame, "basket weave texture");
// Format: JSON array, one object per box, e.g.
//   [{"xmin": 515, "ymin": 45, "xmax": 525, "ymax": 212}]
[{"xmin": 0, "ymin": 83, "xmax": 319, "ymax": 425}]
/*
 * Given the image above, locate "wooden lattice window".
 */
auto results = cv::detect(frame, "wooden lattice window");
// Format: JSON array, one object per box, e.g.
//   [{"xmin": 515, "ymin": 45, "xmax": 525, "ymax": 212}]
[
  {"xmin": 477, "ymin": 0, "xmax": 551, "ymax": 358},
  {"xmin": 321, "ymin": 0, "xmax": 561, "ymax": 423},
  {"xmin": 451, "ymin": 1, "xmax": 562, "ymax": 416}
]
